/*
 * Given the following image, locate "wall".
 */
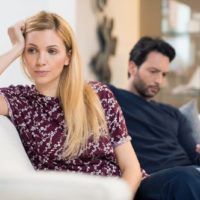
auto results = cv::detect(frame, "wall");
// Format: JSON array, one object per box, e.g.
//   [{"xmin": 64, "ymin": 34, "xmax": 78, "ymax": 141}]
[
  {"xmin": 107, "ymin": 0, "xmax": 140, "ymax": 87},
  {"xmin": 76, "ymin": 0, "xmax": 139, "ymax": 87},
  {"xmin": 76, "ymin": 0, "xmax": 98, "ymax": 81},
  {"xmin": 139, "ymin": 0, "xmax": 161, "ymax": 37},
  {"xmin": 0, "ymin": 0, "xmax": 76, "ymax": 87}
]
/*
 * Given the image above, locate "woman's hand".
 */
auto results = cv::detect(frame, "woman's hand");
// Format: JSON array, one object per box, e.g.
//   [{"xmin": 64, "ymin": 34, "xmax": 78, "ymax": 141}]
[{"xmin": 7, "ymin": 21, "xmax": 25, "ymax": 55}]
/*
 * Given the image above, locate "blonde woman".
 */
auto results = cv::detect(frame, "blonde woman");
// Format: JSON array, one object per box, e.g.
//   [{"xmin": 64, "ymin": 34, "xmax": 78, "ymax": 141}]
[{"xmin": 0, "ymin": 11, "xmax": 141, "ymax": 196}]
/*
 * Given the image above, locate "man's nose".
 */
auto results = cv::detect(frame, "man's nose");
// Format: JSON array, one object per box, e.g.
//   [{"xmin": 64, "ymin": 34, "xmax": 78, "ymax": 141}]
[{"xmin": 155, "ymin": 74, "xmax": 164, "ymax": 85}]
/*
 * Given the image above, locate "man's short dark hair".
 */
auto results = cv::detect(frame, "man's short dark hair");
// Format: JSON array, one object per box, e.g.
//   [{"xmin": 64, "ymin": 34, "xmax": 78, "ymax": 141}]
[{"xmin": 129, "ymin": 36, "xmax": 176, "ymax": 68}]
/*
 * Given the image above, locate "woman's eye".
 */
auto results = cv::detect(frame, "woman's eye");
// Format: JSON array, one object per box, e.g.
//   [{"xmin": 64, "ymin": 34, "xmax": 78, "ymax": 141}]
[
  {"xmin": 48, "ymin": 48, "xmax": 57, "ymax": 54},
  {"xmin": 27, "ymin": 48, "xmax": 37, "ymax": 54}
]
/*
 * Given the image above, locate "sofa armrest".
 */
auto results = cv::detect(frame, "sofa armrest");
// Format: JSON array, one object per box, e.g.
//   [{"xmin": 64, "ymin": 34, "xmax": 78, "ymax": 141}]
[
  {"xmin": 0, "ymin": 171, "xmax": 132, "ymax": 200},
  {"xmin": 0, "ymin": 115, "xmax": 34, "ymax": 172}
]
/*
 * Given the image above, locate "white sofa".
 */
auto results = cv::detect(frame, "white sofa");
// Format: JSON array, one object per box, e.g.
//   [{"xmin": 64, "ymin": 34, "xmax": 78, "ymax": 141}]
[{"xmin": 0, "ymin": 115, "xmax": 132, "ymax": 200}]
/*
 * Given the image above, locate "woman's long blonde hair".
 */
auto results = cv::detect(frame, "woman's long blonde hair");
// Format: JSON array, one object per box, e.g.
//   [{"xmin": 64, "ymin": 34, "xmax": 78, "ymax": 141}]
[{"xmin": 24, "ymin": 11, "xmax": 108, "ymax": 159}]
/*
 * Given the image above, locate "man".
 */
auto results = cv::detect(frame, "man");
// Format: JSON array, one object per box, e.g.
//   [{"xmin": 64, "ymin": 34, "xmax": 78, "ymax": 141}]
[{"xmin": 108, "ymin": 37, "xmax": 200, "ymax": 200}]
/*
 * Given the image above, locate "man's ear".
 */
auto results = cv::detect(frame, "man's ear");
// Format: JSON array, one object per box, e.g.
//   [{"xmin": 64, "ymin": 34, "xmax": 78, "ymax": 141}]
[{"xmin": 128, "ymin": 61, "xmax": 137, "ymax": 77}]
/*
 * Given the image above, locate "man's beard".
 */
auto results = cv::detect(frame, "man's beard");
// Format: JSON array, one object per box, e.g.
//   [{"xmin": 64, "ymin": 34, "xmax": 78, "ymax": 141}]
[{"xmin": 133, "ymin": 76, "xmax": 160, "ymax": 99}]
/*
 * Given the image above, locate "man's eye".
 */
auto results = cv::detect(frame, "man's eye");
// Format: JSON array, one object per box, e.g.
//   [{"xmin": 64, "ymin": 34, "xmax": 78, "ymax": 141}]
[
  {"xmin": 48, "ymin": 49, "xmax": 57, "ymax": 54},
  {"xmin": 163, "ymin": 73, "xmax": 167, "ymax": 77},
  {"xmin": 150, "ymin": 70, "xmax": 157, "ymax": 74},
  {"xmin": 27, "ymin": 48, "xmax": 37, "ymax": 54}
]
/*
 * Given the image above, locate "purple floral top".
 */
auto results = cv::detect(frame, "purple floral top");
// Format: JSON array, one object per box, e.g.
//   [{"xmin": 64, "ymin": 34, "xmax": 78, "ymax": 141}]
[{"xmin": 0, "ymin": 81, "xmax": 130, "ymax": 176}]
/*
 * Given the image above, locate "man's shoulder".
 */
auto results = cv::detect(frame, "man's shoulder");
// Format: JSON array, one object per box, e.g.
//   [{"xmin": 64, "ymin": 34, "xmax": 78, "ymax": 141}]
[
  {"xmin": 153, "ymin": 100, "xmax": 181, "ymax": 118},
  {"xmin": 107, "ymin": 84, "xmax": 132, "ymax": 97},
  {"xmin": 154, "ymin": 101, "xmax": 178, "ymax": 111},
  {"xmin": 107, "ymin": 84, "xmax": 118, "ymax": 92},
  {"xmin": 107, "ymin": 84, "xmax": 128, "ymax": 100}
]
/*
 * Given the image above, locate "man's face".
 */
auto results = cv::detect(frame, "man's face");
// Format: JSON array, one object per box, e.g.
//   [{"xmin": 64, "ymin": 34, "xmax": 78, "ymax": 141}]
[{"xmin": 132, "ymin": 51, "xmax": 170, "ymax": 100}]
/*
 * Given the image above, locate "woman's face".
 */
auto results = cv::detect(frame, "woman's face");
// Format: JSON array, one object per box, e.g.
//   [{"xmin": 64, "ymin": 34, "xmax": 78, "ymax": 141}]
[{"xmin": 23, "ymin": 29, "xmax": 70, "ymax": 90}]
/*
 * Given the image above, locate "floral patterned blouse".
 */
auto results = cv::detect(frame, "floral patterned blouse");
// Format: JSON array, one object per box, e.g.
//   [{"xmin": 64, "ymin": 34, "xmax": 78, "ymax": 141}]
[{"xmin": 0, "ymin": 81, "xmax": 130, "ymax": 176}]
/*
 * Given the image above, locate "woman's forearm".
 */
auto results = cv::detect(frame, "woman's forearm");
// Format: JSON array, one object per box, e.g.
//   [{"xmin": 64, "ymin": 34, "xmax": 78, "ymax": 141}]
[
  {"xmin": 0, "ymin": 21, "xmax": 25, "ymax": 75},
  {"xmin": 121, "ymin": 166, "xmax": 142, "ymax": 198},
  {"xmin": 114, "ymin": 142, "xmax": 142, "ymax": 197},
  {"xmin": 0, "ymin": 45, "xmax": 23, "ymax": 75}
]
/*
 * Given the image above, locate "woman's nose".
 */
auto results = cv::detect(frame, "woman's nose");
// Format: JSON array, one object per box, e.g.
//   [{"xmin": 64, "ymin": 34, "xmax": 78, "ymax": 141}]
[{"xmin": 36, "ymin": 52, "xmax": 46, "ymax": 66}]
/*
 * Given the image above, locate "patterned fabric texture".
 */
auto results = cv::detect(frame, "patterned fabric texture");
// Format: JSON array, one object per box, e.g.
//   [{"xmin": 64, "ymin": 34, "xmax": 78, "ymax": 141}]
[{"xmin": 0, "ymin": 82, "xmax": 130, "ymax": 176}]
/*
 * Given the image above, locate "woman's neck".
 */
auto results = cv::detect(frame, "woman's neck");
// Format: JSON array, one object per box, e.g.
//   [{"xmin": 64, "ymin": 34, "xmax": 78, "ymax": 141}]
[{"xmin": 35, "ymin": 83, "xmax": 58, "ymax": 97}]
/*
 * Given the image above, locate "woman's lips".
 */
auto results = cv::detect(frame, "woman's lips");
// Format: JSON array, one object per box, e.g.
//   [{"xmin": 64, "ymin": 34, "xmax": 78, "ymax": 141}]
[{"xmin": 34, "ymin": 71, "xmax": 49, "ymax": 77}]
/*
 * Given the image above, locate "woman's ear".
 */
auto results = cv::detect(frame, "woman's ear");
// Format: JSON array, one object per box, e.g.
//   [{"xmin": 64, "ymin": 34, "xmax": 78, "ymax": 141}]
[
  {"xmin": 128, "ymin": 61, "xmax": 137, "ymax": 77},
  {"xmin": 64, "ymin": 49, "xmax": 72, "ymax": 66}
]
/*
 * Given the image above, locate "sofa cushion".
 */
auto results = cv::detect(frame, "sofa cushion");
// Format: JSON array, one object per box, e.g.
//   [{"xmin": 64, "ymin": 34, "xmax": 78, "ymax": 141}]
[
  {"xmin": 0, "ymin": 115, "xmax": 34, "ymax": 172},
  {"xmin": 179, "ymin": 100, "xmax": 200, "ymax": 144},
  {"xmin": 0, "ymin": 171, "xmax": 132, "ymax": 200}
]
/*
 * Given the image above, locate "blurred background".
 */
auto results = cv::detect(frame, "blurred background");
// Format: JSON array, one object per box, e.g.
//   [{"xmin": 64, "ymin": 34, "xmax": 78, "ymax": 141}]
[{"xmin": 0, "ymin": 0, "xmax": 199, "ymax": 109}]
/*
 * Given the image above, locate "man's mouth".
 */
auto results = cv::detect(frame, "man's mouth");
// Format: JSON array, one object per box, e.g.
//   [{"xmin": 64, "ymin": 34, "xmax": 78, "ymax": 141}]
[{"xmin": 149, "ymin": 86, "xmax": 160, "ymax": 93}]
